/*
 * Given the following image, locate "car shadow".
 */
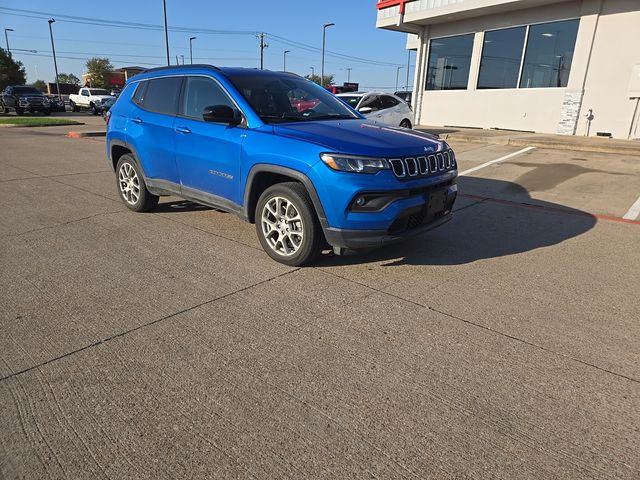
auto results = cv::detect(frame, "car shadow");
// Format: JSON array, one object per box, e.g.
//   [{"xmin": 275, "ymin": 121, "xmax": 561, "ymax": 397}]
[
  {"xmin": 317, "ymin": 177, "xmax": 597, "ymax": 267},
  {"xmin": 154, "ymin": 200, "xmax": 214, "ymax": 213}
]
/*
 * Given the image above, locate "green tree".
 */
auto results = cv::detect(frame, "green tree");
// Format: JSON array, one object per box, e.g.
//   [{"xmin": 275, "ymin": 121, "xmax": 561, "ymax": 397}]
[
  {"xmin": 85, "ymin": 57, "xmax": 113, "ymax": 89},
  {"xmin": 31, "ymin": 80, "xmax": 48, "ymax": 92},
  {"xmin": 0, "ymin": 47, "xmax": 26, "ymax": 91},
  {"xmin": 57, "ymin": 73, "xmax": 80, "ymax": 85},
  {"xmin": 305, "ymin": 73, "xmax": 335, "ymax": 87}
]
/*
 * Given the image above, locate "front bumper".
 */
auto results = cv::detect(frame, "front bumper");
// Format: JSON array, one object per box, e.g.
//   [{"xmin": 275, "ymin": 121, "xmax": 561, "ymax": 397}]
[
  {"xmin": 324, "ymin": 212, "xmax": 453, "ymax": 249},
  {"xmin": 323, "ymin": 183, "xmax": 457, "ymax": 249}
]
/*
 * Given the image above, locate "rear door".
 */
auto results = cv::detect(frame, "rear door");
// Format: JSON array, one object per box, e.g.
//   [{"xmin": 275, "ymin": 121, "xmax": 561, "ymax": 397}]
[
  {"xmin": 125, "ymin": 76, "xmax": 182, "ymax": 184},
  {"xmin": 173, "ymin": 75, "xmax": 245, "ymax": 204},
  {"xmin": 377, "ymin": 95, "xmax": 402, "ymax": 125}
]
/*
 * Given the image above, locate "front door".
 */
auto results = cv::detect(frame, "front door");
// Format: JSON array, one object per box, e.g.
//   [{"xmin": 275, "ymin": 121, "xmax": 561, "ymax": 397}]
[{"xmin": 174, "ymin": 76, "xmax": 245, "ymax": 204}]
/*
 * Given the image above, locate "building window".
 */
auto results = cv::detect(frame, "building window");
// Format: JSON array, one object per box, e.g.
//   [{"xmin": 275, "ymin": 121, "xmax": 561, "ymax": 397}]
[
  {"xmin": 425, "ymin": 34, "xmax": 474, "ymax": 90},
  {"xmin": 477, "ymin": 27, "xmax": 527, "ymax": 89},
  {"xmin": 520, "ymin": 19, "xmax": 580, "ymax": 88}
]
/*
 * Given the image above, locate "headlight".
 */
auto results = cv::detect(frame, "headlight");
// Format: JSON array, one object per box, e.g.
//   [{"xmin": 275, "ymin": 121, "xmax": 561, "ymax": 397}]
[
  {"xmin": 320, "ymin": 153, "xmax": 389, "ymax": 174},
  {"xmin": 94, "ymin": 99, "xmax": 102, "ymax": 105},
  {"xmin": 18, "ymin": 98, "xmax": 28, "ymax": 105},
  {"xmin": 42, "ymin": 98, "xmax": 49, "ymax": 104}
]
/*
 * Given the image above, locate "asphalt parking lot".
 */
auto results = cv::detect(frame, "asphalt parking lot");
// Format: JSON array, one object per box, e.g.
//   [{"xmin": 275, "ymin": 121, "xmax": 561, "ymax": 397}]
[{"xmin": 1, "ymin": 123, "xmax": 639, "ymax": 479}]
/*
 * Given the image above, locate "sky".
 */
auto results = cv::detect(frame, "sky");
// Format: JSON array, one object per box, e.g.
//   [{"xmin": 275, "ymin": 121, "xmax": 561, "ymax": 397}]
[{"xmin": 0, "ymin": 0, "xmax": 414, "ymax": 92}]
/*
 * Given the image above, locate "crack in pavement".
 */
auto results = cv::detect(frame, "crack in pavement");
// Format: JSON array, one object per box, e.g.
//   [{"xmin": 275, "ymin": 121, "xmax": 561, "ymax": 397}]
[
  {"xmin": 315, "ymin": 268, "xmax": 640, "ymax": 385},
  {"xmin": 0, "ymin": 268, "xmax": 300, "ymax": 383}
]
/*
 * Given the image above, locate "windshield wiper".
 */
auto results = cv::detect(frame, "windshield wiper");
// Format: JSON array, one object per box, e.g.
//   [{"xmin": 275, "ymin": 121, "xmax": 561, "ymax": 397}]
[{"xmin": 260, "ymin": 115, "xmax": 304, "ymax": 122}]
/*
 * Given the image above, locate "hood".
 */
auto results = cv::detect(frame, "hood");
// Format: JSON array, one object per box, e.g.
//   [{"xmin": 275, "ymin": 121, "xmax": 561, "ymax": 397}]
[
  {"xmin": 271, "ymin": 120, "xmax": 446, "ymax": 157},
  {"xmin": 93, "ymin": 95, "xmax": 116, "ymax": 101},
  {"xmin": 16, "ymin": 92, "xmax": 46, "ymax": 98}
]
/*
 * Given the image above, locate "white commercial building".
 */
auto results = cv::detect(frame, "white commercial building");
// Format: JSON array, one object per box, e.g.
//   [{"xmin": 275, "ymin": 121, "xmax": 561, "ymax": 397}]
[{"xmin": 376, "ymin": 0, "xmax": 640, "ymax": 139}]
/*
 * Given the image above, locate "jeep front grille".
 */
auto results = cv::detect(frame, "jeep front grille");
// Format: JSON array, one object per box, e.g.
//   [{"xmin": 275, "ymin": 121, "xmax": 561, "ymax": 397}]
[{"xmin": 389, "ymin": 149, "xmax": 456, "ymax": 179}]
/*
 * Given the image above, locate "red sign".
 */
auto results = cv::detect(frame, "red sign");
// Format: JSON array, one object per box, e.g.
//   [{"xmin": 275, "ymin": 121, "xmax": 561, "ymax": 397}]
[{"xmin": 376, "ymin": 0, "xmax": 415, "ymax": 14}]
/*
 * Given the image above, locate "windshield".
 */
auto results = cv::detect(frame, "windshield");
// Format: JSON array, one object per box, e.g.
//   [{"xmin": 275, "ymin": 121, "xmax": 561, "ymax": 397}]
[
  {"xmin": 14, "ymin": 87, "xmax": 41, "ymax": 94},
  {"xmin": 338, "ymin": 95, "xmax": 361, "ymax": 109},
  {"xmin": 89, "ymin": 89, "xmax": 110, "ymax": 95},
  {"xmin": 226, "ymin": 74, "xmax": 359, "ymax": 123}
]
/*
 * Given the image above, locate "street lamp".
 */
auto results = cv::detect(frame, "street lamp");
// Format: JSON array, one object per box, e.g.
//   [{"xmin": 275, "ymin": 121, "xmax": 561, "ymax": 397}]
[
  {"xmin": 162, "ymin": 0, "xmax": 170, "ymax": 66},
  {"xmin": 345, "ymin": 67, "xmax": 352, "ymax": 83},
  {"xmin": 47, "ymin": 19, "xmax": 61, "ymax": 100},
  {"xmin": 283, "ymin": 50, "xmax": 290, "ymax": 72},
  {"xmin": 321, "ymin": 22, "xmax": 334, "ymax": 88},
  {"xmin": 395, "ymin": 66, "xmax": 404, "ymax": 92},
  {"xmin": 310, "ymin": 66, "xmax": 315, "ymax": 79},
  {"xmin": 189, "ymin": 36, "xmax": 196, "ymax": 64},
  {"xmin": 180, "ymin": 54, "xmax": 184, "ymax": 65},
  {"xmin": 4, "ymin": 28, "xmax": 13, "ymax": 58}
]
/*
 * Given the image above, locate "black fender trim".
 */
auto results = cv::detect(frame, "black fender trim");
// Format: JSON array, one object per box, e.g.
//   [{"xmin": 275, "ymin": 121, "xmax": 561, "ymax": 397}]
[
  {"xmin": 108, "ymin": 139, "xmax": 147, "ymax": 178},
  {"xmin": 243, "ymin": 165, "xmax": 328, "ymax": 228}
]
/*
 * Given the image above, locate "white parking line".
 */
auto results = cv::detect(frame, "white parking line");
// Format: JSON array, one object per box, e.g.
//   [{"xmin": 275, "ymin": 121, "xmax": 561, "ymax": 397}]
[
  {"xmin": 459, "ymin": 146, "xmax": 536, "ymax": 176},
  {"xmin": 623, "ymin": 196, "xmax": 640, "ymax": 220}
]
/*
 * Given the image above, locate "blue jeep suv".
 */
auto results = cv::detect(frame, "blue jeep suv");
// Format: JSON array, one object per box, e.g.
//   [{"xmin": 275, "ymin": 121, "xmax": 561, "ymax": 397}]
[{"xmin": 106, "ymin": 65, "xmax": 457, "ymax": 266}]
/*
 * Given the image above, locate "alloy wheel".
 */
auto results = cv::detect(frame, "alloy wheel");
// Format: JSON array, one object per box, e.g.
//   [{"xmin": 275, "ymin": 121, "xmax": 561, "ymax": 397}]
[
  {"xmin": 261, "ymin": 196, "xmax": 304, "ymax": 256},
  {"xmin": 118, "ymin": 162, "xmax": 140, "ymax": 205}
]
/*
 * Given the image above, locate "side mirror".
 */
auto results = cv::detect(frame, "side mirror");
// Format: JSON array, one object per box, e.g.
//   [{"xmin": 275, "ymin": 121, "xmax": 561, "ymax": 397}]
[
  {"xmin": 203, "ymin": 105, "xmax": 241, "ymax": 125},
  {"xmin": 358, "ymin": 106, "xmax": 373, "ymax": 114}
]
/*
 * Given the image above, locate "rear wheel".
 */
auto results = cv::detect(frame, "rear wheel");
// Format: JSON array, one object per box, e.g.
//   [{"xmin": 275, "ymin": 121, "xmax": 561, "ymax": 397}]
[
  {"xmin": 115, "ymin": 154, "xmax": 158, "ymax": 212},
  {"xmin": 255, "ymin": 182, "xmax": 323, "ymax": 266},
  {"xmin": 400, "ymin": 119, "xmax": 412, "ymax": 129}
]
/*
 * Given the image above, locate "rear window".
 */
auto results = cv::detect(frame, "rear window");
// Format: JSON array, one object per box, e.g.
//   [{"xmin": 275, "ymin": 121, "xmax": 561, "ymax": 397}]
[
  {"xmin": 139, "ymin": 77, "xmax": 182, "ymax": 115},
  {"xmin": 338, "ymin": 96, "xmax": 361, "ymax": 109}
]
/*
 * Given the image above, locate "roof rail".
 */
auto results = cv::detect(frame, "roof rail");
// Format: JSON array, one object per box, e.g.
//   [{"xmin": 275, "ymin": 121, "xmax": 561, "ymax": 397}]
[{"xmin": 141, "ymin": 64, "xmax": 221, "ymax": 74}]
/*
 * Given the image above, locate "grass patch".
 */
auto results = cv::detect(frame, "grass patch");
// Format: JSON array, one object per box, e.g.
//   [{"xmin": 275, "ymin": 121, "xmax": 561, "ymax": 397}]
[{"xmin": 0, "ymin": 117, "xmax": 83, "ymax": 127}]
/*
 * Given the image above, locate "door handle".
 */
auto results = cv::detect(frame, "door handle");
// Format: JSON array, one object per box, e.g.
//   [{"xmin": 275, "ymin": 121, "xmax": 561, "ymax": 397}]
[
  {"xmin": 175, "ymin": 126, "xmax": 191, "ymax": 134},
  {"xmin": 130, "ymin": 117, "xmax": 142, "ymax": 124}
]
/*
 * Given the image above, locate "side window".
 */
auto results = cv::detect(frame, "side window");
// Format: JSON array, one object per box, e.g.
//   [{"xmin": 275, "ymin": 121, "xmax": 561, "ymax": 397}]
[
  {"xmin": 359, "ymin": 95, "xmax": 380, "ymax": 111},
  {"xmin": 142, "ymin": 77, "xmax": 182, "ymax": 115},
  {"xmin": 379, "ymin": 95, "xmax": 399, "ymax": 109},
  {"xmin": 132, "ymin": 81, "xmax": 147, "ymax": 106},
  {"xmin": 82, "ymin": 90, "xmax": 89, "ymax": 96},
  {"xmin": 181, "ymin": 76, "xmax": 234, "ymax": 119}
]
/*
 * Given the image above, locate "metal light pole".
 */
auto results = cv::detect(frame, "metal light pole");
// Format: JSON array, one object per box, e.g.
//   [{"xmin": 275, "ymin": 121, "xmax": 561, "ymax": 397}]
[
  {"xmin": 283, "ymin": 50, "xmax": 290, "ymax": 72},
  {"xmin": 180, "ymin": 55, "xmax": 184, "ymax": 65},
  {"xmin": 395, "ymin": 66, "xmax": 404, "ymax": 92},
  {"xmin": 4, "ymin": 28, "xmax": 13, "ymax": 58},
  {"xmin": 162, "ymin": 0, "xmax": 170, "ymax": 66},
  {"xmin": 405, "ymin": 50, "xmax": 411, "ymax": 91},
  {"xmin": 257, "ymin": 33, "xmax": 268, "ymax": 70},
  {"xmin": 189, "ymin": 36, "xmax": 196, "ymax": 64},
  {"xmin": 321, "ymin": 23, "xmax": 334, "ymax": 88},
  {"xmin": 310, "ymin": 66, "xmax": 315, "ymax": 78},
  {"xmin": 346, "ymin": 67, "xmax": 352, "ymax": 83},
  {"xmin": 47, "ymin": 19, "xmax": 61, "ymax": 100}
]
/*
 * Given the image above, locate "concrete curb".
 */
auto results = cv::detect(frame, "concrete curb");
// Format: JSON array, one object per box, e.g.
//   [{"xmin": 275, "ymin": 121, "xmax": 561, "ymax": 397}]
[
  {"xmin": 430, "ymin": 132, "xmax": 640, "ymax": 156},
  {"xmin": 67, "ymin": 131, "xmax": 106, "ymax": 138},
  {"xmin": 0, "ymin": 122, "xmax": 85, "ymax": 128}
]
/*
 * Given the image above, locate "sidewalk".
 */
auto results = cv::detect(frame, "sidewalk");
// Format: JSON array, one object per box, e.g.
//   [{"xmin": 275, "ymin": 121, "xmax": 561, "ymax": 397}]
[{"xmin": 416, "ymin": 125, "xmax": 640, "ymax": 156}]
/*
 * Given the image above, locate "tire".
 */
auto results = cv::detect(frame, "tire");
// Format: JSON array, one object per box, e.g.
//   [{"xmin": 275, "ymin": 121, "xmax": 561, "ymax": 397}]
[
  {"xmin": 115, "ymin": 154, "xmax": 158, "ymax": 212},
  {"xmin": 400, "ymin": 119, "xmax": 412, "ymax": 129},
  {"xmin": 70, "ymin": 100, "xmax": 79, "ymax": 112},
  {"xmin": 255, "ymin": 182, "xmax": 324, "ymax": 266},
  {"xmin": 0, "ymin": 101, "xmax": 7, "ymax": 114}
]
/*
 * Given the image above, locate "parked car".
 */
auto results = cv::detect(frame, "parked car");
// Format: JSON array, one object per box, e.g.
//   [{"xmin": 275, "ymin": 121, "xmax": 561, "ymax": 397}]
[
  {"xmin": 69, "ymin": 87, "xmax": 116, "ymax": 115},
  {"xmin": 1, "ymin": 86, "xmax": 51, "ymax": 115},
  {"xmin": 106, "ymin": 66, "xmax": 457, "ymax": 266},
  {"xmin": 109, "ymin": 87, "xmax": 122, "ymax": 97},
  {"xmin": 394, "ymin": 90, "xmax": 412, "ymax": 107},
  {"xmin": 336, "ymin": 92, "xmax": 413, "ymax": 128},
  {"xmin": 46, "ymin": 95, "xmax": 66, "ymax": 112},
  {"xmin": 96, "ymin": 96, "xmax": 116, "ymax": 118}
]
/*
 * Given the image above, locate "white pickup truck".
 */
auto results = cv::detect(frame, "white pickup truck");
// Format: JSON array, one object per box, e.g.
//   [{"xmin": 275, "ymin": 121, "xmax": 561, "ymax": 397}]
[{"xmin": 69, "ymin": 87, "xmax": 116, "ymax": 115}]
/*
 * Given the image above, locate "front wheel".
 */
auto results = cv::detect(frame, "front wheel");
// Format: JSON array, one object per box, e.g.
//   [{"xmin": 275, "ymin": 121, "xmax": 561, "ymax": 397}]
[
  {"xmin": 400, "ymin": 119, "xmax": 412, "ymax": 129},
  {"xmin": 70, "ymin": 100, "xmax": 79, "ymax": 112},
  {"xmin": 255, "ymin": 182, "xmax": 324, "ymax": 266},
  {"xmin": 115, "ymin": 154, "xmax": 158, "ymax": 212}
]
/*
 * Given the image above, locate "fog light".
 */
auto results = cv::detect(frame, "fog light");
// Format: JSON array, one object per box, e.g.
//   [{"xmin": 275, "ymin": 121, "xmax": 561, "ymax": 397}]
[{"xmin": 355, "ymin": 196, "xmax": 366, "ymax": 207}]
